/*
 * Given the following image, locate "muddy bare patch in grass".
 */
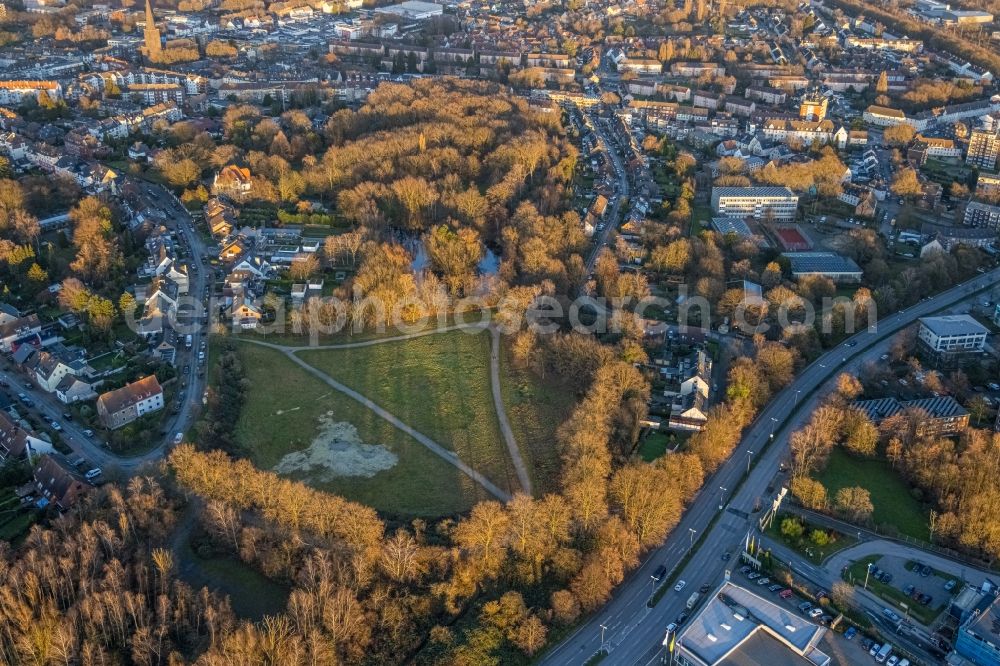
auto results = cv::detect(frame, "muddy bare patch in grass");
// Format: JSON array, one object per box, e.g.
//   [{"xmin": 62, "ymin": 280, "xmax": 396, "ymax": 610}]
[{"xmin": 273, "ymin": 413, "xmax": 398, "ymax": 481}]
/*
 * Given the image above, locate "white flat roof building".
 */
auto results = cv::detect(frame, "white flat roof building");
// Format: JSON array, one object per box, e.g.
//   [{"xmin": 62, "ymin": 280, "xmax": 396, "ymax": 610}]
[
  {"xmin": 918, "ymin": 315, "xmax": 988, "ymax": 354},
  {"xmin": 374, "ymin": 0, "xmax": 443, "ymax": 19},
  {"xmin": 711, "ymin": 187, "xmax": 799, "ymax": 221},
  {"xmin": 673, "ymin": 581, "xmax": 830, "ymax": 666}
]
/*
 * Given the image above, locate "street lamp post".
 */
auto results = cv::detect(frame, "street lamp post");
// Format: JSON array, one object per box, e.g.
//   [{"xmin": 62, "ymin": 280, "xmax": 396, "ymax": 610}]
[
  {"xmin": 864, "ymin": 562, "xmax": 873, "ymax": 590},
  {"xmin": 745, "ymin": 449, "xmax": 754, "ymax": 474},
  {"xmin": 794, "ymin": 389, "xmax": 801, "ymax": 406},
  {"xmin": 769, "ymin": 417, "xmax": 778, "ymax": 439},
  {"xmin": 600, "ymin": 623, "xmax": 608, "ymax": 654},
  {"xmin": 719, "ymin": 486, "xmax": 727, "ymax": 511},
  {"xmin": 688, "ymin": 528, "xmax": 697, "ymax": 547}
]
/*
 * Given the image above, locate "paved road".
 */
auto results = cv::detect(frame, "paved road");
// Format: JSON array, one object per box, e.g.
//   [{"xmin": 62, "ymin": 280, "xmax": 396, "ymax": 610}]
[
  {"xmin": 584, "ymin": 110, "xmax": 630, "ymax": 273},
  {"xmin": 489, "ymin": 326, "xmax": 533, "ymax": 495},
  {"xmin": 540, "ymin": 268, "xmax": 1000, "ymax": 666}
]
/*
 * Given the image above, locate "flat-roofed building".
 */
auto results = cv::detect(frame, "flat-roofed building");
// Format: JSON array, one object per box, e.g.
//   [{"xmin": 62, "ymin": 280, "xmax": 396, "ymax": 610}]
[
  {"xmin": 917, "ymin": 314, "xmax": 988, "ymax": 365},
  {"xmin": 965, "ymin": 200, "xmax": 1000, "ymax": 229},
  {"xmin": 672, "ymin": 581, "xmax": 831, "ymax": 666},
  {"xmin": 783, "ymin": 251, "xmax": 863, "ymax": 282},
  {"xmin": 967, "ymin": 128, "xmax": 1000, "ymax": 170},
  {"xmin": 373, "ymin": 0, "xmax": 442, "ymax": 19},
  {"xmin": 711, "ymin": 186, "xmax": 798, "ymax": 221}
]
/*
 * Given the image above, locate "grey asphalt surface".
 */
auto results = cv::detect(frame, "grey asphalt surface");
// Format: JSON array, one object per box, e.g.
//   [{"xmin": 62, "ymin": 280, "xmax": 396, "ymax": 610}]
[{"xmin": 540, "ymin": 267, "xmax": 1000, "ymax": 666}]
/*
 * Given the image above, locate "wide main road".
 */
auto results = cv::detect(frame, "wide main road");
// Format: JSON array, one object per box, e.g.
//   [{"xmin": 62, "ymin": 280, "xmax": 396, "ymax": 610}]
[{"xmin": 541, "ymin": 268, "xmax": 1000, "ymax": 665}]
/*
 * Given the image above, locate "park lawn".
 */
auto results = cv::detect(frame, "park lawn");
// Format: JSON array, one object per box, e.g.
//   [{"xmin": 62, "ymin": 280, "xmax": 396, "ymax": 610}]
[
  {"xmin": 298, "ymin": 329, "xmax": 519, "ymax": 495},
  {"xmin": 498, "ymin": 339, "xmax": 577, "ymax": 494},
  {"xmin": 818, "ymin": 448, "xmax": 930, "ymax": 541},
  {"xmin": 230, "ymin": 341, "xmax": 483, "ymax": 517}
]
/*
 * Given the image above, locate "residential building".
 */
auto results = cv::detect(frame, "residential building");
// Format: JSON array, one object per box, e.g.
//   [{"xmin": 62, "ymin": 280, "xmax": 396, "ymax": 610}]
[
  {"xmin": 0, "ymin": 313, "xmax": 41, "ymax": 352},
  {"xmin": 95, "ymin": 375, "xmax": 164, "ymax": 430},
  {"xmin": 967, "ymin": 128, "xmax": 1000, "ymax": 170},
  {"xmin": 672, "ymin": 581, "xmax": 831, "ymax": 666},
  {"xmin": 965, "ymin": 200, "xmax": 1000, "ymax": 229},
  {"xmin": 212, "ymin": 164, "xmax": 252, "ymax": 200},
  {"xmin": 799, "ymin": 92, "xmax": 828, "ymax": 121},
  {"xmin": 32, "ymin": 454, "xmax": 90, "ymax": 510},
  {"xmin": 783, "ymin": 252, "xmax": 863, "ymax": 282},
  {"xmin": 711, "ymin": 186, "xmax": 799, "ymax": 221},
  {"xmin": 863, "ymin": 105, "xmax": 909, "ymax": 127},
  {"xmin": 0, "ymin": 411, "xmax": 52, "ymax": 464},
  {"xmin": 917, "ymin": 314, "xmax": 989, "ymax": 364},
  {"xmin": 0, "ymin": 80, "xmax": 62, "ymax": 105},
  {"xmin": 854, "ymin": 396, "xmax": 970, "ymax": 437}
]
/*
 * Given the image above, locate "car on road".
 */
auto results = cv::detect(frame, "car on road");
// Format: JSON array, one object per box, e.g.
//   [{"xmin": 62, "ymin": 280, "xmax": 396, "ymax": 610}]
[
  {"xmin": 173, "ymin": 432, "xmax": 184, "ymax": 444},
  {"xmin": 82, "ymin": 429, "xmax": 94, "ymax": 438},
  {"xmin": 652, "ymin": 564, "xmax": 666, "ymax": 581},
  {"xmin": 721, "ymin": 552, "xmax": 731, "ymax": 561},
  {"xmin": 84, "ymin": 468, "xmax": 102, "ymax": 481},
  {"xmin": 674, "ymin": 580, "xmax": 686, "ymax": 592},
  {"xmin": 62, "ymin": 412, "xmax": 72, "ymax": 420},
  {"xmin": 883, "ymin": 608, "xmax": 900, "ymax": 623},
  {"xmin": 845, "ymin": 340, "xmax": 857, "ymax": 347}
]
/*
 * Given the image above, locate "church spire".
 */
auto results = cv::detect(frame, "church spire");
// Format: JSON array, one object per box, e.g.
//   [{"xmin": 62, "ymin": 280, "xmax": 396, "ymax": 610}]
[{"xmin": 143, "ymin": 0, "xmax": 161, "ymax": 59}]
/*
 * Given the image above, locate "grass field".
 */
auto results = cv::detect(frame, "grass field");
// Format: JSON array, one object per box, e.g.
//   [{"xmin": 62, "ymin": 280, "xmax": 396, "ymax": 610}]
[
  {"xmin": 818, "ymin": 449, "xmax": 929, "ymax": 541},
  {"xmin": 229, "ymin": 341, "xmax": 484, "ymax": 517},
  {"xmin": 298, "ymin": 329, "xmax": 519, "ymax": 494},
  {"xmin": 497, "ymin": 339, "xmax": 577, "ymax": 494}
]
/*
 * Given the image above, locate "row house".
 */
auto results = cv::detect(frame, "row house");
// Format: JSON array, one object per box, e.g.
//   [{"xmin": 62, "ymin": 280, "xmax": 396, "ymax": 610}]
[
  {"xmin": 761, "ymin": 118, "xmax": 848, "ymax": 148},
  {"xmin": 0, "ymin": 80, "xmax": 62, "ymax": 105}
]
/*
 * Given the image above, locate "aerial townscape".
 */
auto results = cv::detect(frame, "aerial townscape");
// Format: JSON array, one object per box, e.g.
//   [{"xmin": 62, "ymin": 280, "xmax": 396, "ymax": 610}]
[{"xmin": 5, "ymin": 0, "xmax": 1000, "ymax": 664}]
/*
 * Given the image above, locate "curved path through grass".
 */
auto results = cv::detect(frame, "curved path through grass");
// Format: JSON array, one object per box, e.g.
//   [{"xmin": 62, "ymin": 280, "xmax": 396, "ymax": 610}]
[{"xmin": 241, "ymin": 321, "xmax": 531, "ymax": 502}]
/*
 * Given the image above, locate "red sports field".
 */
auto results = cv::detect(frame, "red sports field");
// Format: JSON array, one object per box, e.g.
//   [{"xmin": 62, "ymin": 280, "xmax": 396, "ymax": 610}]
[{"xmin": 774, "ymin": 226, "xmax": 812, "ymax": 251}]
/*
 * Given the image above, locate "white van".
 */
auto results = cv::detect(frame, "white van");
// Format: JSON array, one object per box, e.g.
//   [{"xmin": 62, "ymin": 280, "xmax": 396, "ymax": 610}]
[{"xmin": 876, "ymin": 643, "xmax": 893, "ymax": 663}]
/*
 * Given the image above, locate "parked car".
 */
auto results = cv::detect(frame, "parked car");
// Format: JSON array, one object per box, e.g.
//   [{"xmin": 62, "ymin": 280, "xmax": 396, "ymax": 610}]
[
  {"xmin": 921, "ymin": 565, "xmax": 932, "ymax": 577},
  {"xmin": 747, "ymin": 572, "xmax": 760, "ymax": 580},
  {"xmin": 699, "ymin": 583, "xmax": 711, "ymax": 594},
  {"xmin": 870, "ymin": 643, "xmax": 881, "ymax": 657},
  {"xmin": 903, "ymin": 584, "xmax": 914, "ymax": 596},
  {"xmin": 798, "ymin": 601, "xmax": 812, "ymax": 612},
  {"xmin": 665, "ymin": 622, "xmax": 677, "ymax": 635},
  {"xmin": 768, "ymin": 584, "xmax": 782, "ymax": 592},
  {"xmin": 84, "ymin": 468, "xmax": 102, "ymax": 481},
  {"xmin": 676, "ymin": 611, "xmax": 689, "ymax": 625},
  {"xmin": 945, "ymin": 580, "xmax": 957, "ymax": 592},
  {"xmin": 779, "ymin": 589, "xmax": 793, "ymax": 599},
  {"xmin": 756, "ymin": 577, "xmax": 770, "ymax": 586},
  {"xmin": 808, "ymin": 608, "xmax": 823, "ymax": 618},
  {"xmin": 844, "ymin": 626, "xmax": 857, "ymax": 640},
  {"xmin": 674, "ymin": 580, "xmax": 686, "ymax": 592}
]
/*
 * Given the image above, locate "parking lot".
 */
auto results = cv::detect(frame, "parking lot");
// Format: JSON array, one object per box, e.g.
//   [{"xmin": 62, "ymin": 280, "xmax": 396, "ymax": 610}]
[{"xmin": 860, "ymin": 555, "xmax": 960, "ymax": 625}]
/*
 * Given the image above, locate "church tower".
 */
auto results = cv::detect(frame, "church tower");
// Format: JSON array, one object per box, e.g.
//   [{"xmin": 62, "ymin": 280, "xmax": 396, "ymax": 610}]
[{"xmin": 143, "ymin": 0, "xmax": 161, "ymax": 60}]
